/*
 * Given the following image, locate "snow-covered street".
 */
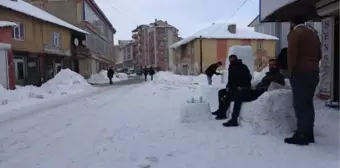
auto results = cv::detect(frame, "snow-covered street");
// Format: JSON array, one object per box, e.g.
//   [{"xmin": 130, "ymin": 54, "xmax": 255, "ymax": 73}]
[{"xmin": 0, "ymin": 72, "xmax": 339, "ymax": 168}]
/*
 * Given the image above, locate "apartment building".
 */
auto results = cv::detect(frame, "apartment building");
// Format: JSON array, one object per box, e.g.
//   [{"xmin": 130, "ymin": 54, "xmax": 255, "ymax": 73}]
[
  {"xmin": 27, "ymin": 0, "xmax": 116, "ymax": 78},
  {"xmin": 0, "ymin": 0, "xmax": 88, "ymax": 86},
  {"xmin": 132, "ymin": 19, "xmax": 180, "ymax": 71},
  {"xmin": 114, "ymin": 40, "xmax": 134, "ymax": 71}
]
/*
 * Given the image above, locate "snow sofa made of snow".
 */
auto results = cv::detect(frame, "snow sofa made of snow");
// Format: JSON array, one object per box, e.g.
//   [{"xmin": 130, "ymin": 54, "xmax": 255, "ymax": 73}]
[{"xmin": 201, "ymin": 82, "xmax": 296, "ymax": 135}]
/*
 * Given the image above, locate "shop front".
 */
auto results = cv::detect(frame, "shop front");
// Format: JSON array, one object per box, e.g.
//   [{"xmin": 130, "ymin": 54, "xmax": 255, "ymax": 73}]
[
  {"xmin": 12, "ymin": 51, "xmax": 41, "ymax": 86},
  {"xmin": 260, "ymin": 0, "xmax": 339, "ymax": 108},
  {"xmin": 42, "ymin": 44, "xmax": 72, "ymax": 82}
]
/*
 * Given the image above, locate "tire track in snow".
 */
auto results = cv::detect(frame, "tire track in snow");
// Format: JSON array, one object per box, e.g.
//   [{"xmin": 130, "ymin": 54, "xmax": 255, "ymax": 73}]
[{"xmin": 0, "ymin": 83, "xmax": 143, "ymax": 167}]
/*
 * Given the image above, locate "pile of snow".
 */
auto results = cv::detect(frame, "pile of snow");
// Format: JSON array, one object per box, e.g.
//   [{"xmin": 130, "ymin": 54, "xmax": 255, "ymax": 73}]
[
  {"xmin": 41, "ymin": 69, "xmax": 91, "ymax": 95},
  {"xmin": 153, "ymin": 71, "xmax": 222, "ymax": 87},
  {"xmin": 0, "ymin": 69, "xmax": 92, "ymax": 108},
  {"xmin": 87, "ymin": 70, "xmax": 128, "ymax": 84},
  {"xmin": 239, "ymin": 89, "xmax": 296, "ymax": 135}
]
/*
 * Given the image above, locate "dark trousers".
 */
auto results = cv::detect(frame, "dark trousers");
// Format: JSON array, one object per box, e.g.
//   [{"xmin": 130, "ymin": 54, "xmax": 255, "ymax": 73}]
[
  {"xmin": 109, "ymin": 77, "xmax": 113, "ymax": 85},
  {"xmin": 290, "ymin": 72, "xmax": 319, "ymax": 133},
  {"xmin": 144, "ymin": 74, "xmax": 147, "ymax": 81},
  {"xmin": 217, "ymin": 89, "xmax": 235, "ymax": 117},
  {"xmin": 150, "ymin": 75, "xmax": 154, "ymax": 81},
  {"xmin": 230, "ymin": 88, "xmax": 266, "ymax": 121}
]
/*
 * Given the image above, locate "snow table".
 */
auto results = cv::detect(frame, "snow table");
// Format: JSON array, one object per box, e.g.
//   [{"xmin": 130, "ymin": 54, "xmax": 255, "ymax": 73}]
[{"xmin": 180, "ymin": 97, "xmax": 212, "ymax": 123}]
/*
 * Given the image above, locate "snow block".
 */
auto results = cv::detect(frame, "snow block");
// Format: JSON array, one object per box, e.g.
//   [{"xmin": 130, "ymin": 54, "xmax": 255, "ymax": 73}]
[
  {"xmin": 239, "ymin": 89, "xmax": 296, "ymax": 135},
  {"xmin": 180, "ymin": 97, "xmax": 212, "ymax": 123},
  {"xmin": 199, "ymin": 86, "xmax": 221, "ymax": 111}
]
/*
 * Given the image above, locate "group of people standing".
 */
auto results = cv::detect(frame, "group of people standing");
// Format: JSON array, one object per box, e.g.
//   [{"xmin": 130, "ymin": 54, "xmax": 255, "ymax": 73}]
[
  {"xmin": 205, "ymin": 14, "xmax": 321, "ymax": 146},
  {"xmin": 142, "ymin": 66, "xmax": 155, "ymax": 81}
]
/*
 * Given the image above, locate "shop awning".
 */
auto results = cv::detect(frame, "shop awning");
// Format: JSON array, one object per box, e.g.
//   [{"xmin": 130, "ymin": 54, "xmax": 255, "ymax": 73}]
[{"xmin": 260, "ymin": 0, "xmax": 320, "ymax": 22}]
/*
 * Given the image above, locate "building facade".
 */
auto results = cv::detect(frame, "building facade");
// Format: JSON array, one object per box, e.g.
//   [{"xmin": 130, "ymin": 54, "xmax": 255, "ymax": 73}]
[
  {"xmin": 132, "ymin": 19, "xmax": 180, "ymax": 71},
  {"xmin": 170, "ymin": 24, "xmax": 278, "ymax": 75},
  {"xmin": 248, "ymin": 15, "xmax": 322, "ymax": 56},
  {"xmin": 0, "ymin": 0, "xmax": 87, "ymax": 86},
  {"xmin": 27, "ymin": 0, "xmax": 116, "ymax": 78}
]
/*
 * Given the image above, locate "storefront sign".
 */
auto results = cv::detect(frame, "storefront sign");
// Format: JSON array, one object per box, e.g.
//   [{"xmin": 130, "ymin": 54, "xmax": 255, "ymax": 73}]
[
  {"xmin": 43, "ymin": 45, "xmax": 71, "ymax": 56},
  {"xmin": 318, "ymin": 17, "xmax": 334, "ymax": 98}
]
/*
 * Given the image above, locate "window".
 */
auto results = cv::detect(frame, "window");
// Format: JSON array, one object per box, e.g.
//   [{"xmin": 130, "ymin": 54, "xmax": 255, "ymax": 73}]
[
  {"xmin": 257, "ymin": 41, "xmax": 263, "ymax": 49},
  {"xmin": 257, "ymin": 26, "xmax": 264, "ymax": 33},
  {"xmin": 12, "ymin": 23, "xmax": 24, "ymax": 40},
  {"xmin": 53, "ymin": 32, "xmax": 61, "ymax": 47}
]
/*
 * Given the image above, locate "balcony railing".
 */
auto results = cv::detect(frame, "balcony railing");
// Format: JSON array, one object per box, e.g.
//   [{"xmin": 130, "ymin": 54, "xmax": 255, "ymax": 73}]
[{"xmin": 71, "ymin": 46, "xmax": 90, "ymax": 57}]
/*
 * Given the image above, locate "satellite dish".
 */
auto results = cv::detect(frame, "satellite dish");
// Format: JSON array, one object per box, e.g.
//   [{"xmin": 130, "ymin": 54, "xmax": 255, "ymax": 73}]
[{"xmin": 74, "ymin": 38, "xmax": 79, "ymax": 46}]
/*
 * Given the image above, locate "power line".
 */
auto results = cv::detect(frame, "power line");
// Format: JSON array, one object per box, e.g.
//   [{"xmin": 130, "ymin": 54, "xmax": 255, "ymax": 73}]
[
  {"xmin": 95, "ymin": 0, "xmax": 141, "ymax": 25},
  {"xmin": 209, "ymin": 0, "xmax": 250, "ymax": 36}
]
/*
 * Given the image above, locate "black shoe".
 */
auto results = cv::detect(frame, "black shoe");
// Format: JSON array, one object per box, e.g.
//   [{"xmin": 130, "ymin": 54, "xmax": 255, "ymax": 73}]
[
  {"xmin": 284, "ymin": 132, "xmax": 310, "ymax": 146},
  {"xmin": 212, "ymin": 110, "xmax": 219, "ymax": 116},
  {"xmin": 307, "ymin": 130, "xmax": 315, "ymax": 143},
  {"xmin": 215, "ymin": 115, "xmax": 227, "ymax": 120},
  {"xmin": 222, "ymin": 120, "xmax": 238, "ymax": 127}
]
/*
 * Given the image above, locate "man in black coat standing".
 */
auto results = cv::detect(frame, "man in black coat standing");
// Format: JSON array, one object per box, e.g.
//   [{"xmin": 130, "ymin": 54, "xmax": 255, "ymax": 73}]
[
  {"xmin": 149, "ymin": 66, "xmax": 155, "ymax": 81},
  {"xmin": 205, "ymin": 61, "xmax": 222, "ymax": 85},
  {"xmin": 222, "ymin": 59, "xmax": 285, "ymax": 127},
  {"xmin": 213, "ymin": 55, "xmax": 252, "ymax": 120},
  {"xmin": 107, "ymin": 67, "xmax": 114, "ymax": 85},
  {"xmin": 143, "ymin": 66, "xmax": 149, "ymax": 81}
]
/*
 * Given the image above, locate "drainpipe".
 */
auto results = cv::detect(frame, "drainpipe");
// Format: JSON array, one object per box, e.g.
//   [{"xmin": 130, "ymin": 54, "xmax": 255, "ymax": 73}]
[{"xmin": 199, "ymin": 36, "xmax": 203, "ymax": 74}]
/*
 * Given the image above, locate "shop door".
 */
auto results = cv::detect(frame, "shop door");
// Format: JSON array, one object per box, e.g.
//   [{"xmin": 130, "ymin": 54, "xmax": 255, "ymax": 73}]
[
  {"xmin": 0, "ymin": 50, "xmax": 8, "ymax": 89},
  {"xmin": 26, "ymin": 55, "xmax": 40, "ymax": 86},
  {"xmin": 14, "ymin": 58, "xmax": 26, "ymax": 86},
  {"xmin": 73, "ymin": 60, "xmax": 79, "ymax": 73}
]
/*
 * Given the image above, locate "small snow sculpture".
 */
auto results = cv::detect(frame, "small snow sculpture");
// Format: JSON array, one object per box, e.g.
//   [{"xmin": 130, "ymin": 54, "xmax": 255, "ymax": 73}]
[{"xmin": 180, "ymin": 96, "xmax": 212, "ymax": 123}]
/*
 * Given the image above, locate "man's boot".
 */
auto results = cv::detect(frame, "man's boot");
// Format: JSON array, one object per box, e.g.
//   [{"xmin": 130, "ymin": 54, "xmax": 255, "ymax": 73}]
[
  {"xmin": 222, "ymin": 119, "xmax": 238, "ymax": 127},
  {"xmin": 215, "ymin": 115, "xmax": 227, "ymax": 120},
  {"xmin": 212, "ymin": 110, "xmax": 219, "ymax": 116},
  {"xmin": 284, "ymin": 131, "xmax": 310, "ymax": 146}
]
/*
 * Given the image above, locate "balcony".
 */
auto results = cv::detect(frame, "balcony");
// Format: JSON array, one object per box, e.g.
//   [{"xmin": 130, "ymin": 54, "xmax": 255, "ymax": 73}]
[
  {"xmin": 132, "ymin": 34, "xmax": 138, "ymax": 39},
  {"xmin": 71, "ymin": 46, "xmax": 90, "ymax": 58}
]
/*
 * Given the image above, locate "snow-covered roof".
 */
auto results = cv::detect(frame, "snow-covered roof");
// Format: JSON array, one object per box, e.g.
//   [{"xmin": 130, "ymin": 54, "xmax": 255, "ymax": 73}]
[
  {"xmin": 0, "ymin": 0, "xmax": 88, "ymax": 34},
  {"xmin": 170, "ymin": 23, "xmax": 278, "ymax": 48},
  {"xmin": 0, "ymin": 21, "xmax": 17, "ymax": 28}
]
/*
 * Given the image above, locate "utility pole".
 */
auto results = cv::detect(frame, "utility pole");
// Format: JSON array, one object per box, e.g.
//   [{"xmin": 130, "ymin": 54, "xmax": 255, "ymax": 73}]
[{"xmin": 199, "ymin": 36, "xmax": 203, "ymax": 73}]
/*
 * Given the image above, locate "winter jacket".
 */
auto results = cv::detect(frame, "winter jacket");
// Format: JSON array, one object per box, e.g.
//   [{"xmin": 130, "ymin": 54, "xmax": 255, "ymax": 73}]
[
  {"xmin": 226, "ymin": 59, "xmax": 252, "ymax": 91},
  {"xmin": 107, "ymin": 69, "xmax": 114, "ymax": 78},
  {"xmin": 277, "ymin": 48, "xmax": 288, "ymax": 70},
  {"xmin": 287, "ymin": 25, "xmax": 321, "ymax": 75},
  {"xmin": 205, "ymin": 63, "xmax": 221, "ymax": 77},
  {"xmin": 255, "ymin": 70, "xmax": 285, "ymax": 90},
  {"xmin": 143, "ymin": 68, "xmax": 148, "ymax": 75},
  {"xmin": 149, "ymin": 67, "xmax": 155, "ymax": 75}
]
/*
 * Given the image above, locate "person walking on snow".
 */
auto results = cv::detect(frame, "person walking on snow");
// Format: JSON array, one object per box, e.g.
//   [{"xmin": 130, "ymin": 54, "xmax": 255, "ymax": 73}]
[
  {"xmin": 149, "ymin": 66, "xmax": 155, "ymax": 81},
  {"xmin": 285, "ymin": 15, "xmax": 321, "ymax": 146},
  {"xmin": 205, "ymin": 61, "xmax": 222, "ymax": 85},
  {"xmin": 143, "ymin": 66, "xmax": 149, "ymax": 81},
  {"xmin": 107, "ymin": 67, "xmax": 114, "ymax": 85},
  {"xmin": 212, "ymin": 55, "xmax": 252, "ymax": 120}
]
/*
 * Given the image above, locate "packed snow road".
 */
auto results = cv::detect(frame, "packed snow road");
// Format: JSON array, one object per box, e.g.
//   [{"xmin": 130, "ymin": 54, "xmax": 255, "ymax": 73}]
[{"xmin": 0, "ymin": 73, "xmax": 338, "ymax": 168}]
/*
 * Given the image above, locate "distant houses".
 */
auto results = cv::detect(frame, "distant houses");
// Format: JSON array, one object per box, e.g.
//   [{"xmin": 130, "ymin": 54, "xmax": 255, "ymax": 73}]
[
  {"xmin": 0, "ymin": 0, "xmax": 116, "ymax": 89},
  {"xmin": 170, "ymin": 23, "xmax": 278, "ymax": 75},
  {"xmin": 0, "ymin": 0, "xmax": 88, "ymax": 87}
]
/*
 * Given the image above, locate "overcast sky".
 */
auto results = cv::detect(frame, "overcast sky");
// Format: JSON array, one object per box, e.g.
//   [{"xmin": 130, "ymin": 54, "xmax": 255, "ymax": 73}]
[{"xmin": 95, "ymin": 0, "xmax": 260, "ymax": 43}]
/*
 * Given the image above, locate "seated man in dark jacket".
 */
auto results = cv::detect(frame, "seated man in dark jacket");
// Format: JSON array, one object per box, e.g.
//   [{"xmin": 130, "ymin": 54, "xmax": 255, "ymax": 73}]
[
  {"xmin": 212, "ymin": 55, "xmax": 252, "ymax": 120},
  {"xmin": 222, "ymin": 59, "xmax": 285, "ymax": 127},
  {"xmin": 205, "ymin": 61, "xmax": 222, "ymax": 85}
]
